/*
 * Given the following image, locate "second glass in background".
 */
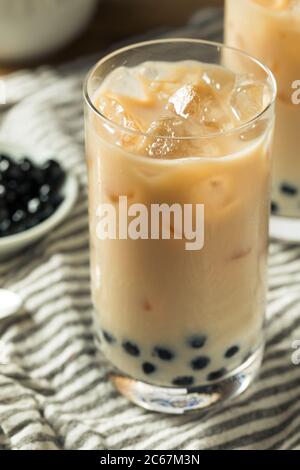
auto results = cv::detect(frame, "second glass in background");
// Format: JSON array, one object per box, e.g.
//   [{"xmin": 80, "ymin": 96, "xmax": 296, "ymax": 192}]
[{"xmin": 225, "ymin": 0, "xmax": 300, "ymax": 242}]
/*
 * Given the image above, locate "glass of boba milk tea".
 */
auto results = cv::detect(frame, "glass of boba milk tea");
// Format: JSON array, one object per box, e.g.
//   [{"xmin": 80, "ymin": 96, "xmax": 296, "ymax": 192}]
[
  {"xmin": 84, "ymin": 39, "xmax": 276, "ymax": 414},
  {"xmin": 225, "ymin": 0, "xmax": 300, "ymax": 242}
]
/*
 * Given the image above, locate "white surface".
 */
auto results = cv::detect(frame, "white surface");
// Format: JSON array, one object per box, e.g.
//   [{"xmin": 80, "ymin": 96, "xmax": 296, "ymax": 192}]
[
  {"xmin": 0, "ymin": 142, "xmax": 78, "ymax": 259},
  {"xmin": 0, "ymin": 0, "xmax": 98, "ymax": 62},
  {"xmin": 0, "ymin": 289, "xmax": 22, "ymax": 320}
]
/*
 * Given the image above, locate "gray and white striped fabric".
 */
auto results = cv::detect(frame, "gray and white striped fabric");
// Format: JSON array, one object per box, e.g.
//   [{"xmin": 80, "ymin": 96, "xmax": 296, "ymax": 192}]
[{"xmin": 0, "ymin": 8, "xmax": 300, "ymax": 451}]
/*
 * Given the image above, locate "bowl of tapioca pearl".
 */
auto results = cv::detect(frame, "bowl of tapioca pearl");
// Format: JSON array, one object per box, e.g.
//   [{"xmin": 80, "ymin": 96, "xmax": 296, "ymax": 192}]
[{"xmin": 0, "ymin": 142, "xmax": 78, "ymax": 259}]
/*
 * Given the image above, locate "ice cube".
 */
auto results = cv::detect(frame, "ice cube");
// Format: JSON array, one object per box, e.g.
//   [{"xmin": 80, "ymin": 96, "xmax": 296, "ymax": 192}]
[
  {"xmin": 168, "ymin": 81, "xmax": 214, "ymax": 119},
  {"xmin": 138, "ymin": 61, "xmax": 173, "ymax": 81},
  {"xmin": 98, "ymin": 95, "xmax": 141, "ymax": 130},
  {"xmin": 201, "ymin": 68, "xmax": 236, "ymax": 96},
  {"xmin": 198, "ymin": 95, "xmax": 236, "ymax": 133},
  {"xmin": 167, "ymin": 78, "xmax": 236, "ymax": 134},
  {"xmin": 141, "ymin": 117, "xmax": 187, "ymax": 158},
  {"xmin": 139, "ymin": 116, "xmax": 221, "ymax": 159},
  {"xmin": 101, "ymin": 66, "xmax": 148, "ymax": 102},
  {"xmin": 97, "ymin": 94, "xmax": 143, "ymax": 150},
  {"xmin": 230, "ymin": 77, "xmax": 268, "ymax": 123}
]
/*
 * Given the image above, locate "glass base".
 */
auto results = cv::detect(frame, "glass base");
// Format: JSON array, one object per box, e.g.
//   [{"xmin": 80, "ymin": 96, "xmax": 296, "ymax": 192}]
[
  {"xmin": 270, "ymin": 215, "xmax": 300, "ymax": 243},
  {"xmin": 110, "ymin": 344, "xmax": 264, "ymax": 415}
]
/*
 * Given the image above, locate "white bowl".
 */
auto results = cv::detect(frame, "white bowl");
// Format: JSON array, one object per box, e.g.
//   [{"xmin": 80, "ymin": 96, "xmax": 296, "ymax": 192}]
[
  {"xmin": 0, "ymin": 0, "xmax": 99, "ymax": 63},
  {"xmin": 0, "ymin": 142, "xmax": 78, "ymax": 259}
]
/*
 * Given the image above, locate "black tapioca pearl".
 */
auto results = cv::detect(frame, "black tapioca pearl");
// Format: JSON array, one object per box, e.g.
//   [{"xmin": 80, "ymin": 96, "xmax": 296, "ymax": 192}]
[
  {"xmin": 10, "ymin": 223, "xmax": 27, "ymax": 235},
  {"xmin": 0, "ymin": 156, "xmax": 11, "ymax": 174},
  {"xmin": 142, "ymin": 362, "xmax": 156, "ymax": 375},
  {"xmin": 17, "ymin": 181, "xmax": 32, "ymax": 198},
  {"xmin": 49, "ymin": 193, "xmax": 64, "ymax": 210},
  {"xmin": 25, "ymin": 216, "xmax": 40, "ymax": 230},
  {"xmin": 30, "ymin": 168, "xmax": 46, "ymax": 186},
  {"xmin": 207, "ymin": 368, "xmax": 227, "ymax": 382},
  {"xmin": 40, "ymin": 184, "xmax": 51, "ymax": 197},
  {"xmin": 225, "ymin": 345, "xmax": 240, "ymax": 359},
  {"xmin": 188, "ymin": 335, "xmax": 207, "ymax": 349},
  {"xmin": 122, "ymin": 341, "xmax": 140, "ymax": 357},
  {"xmin": 190, "ymin": 356, "xmax": 210, "ymax": 371},
  {"xmin": 12, "ymin": 209, "xmax": 26, "ymax": 224},
  {"xmin": 27, "ymin": 198, "xmax": 41, "ymax": 215},
  {"xmin": 42, "ymin": 159, "xmax": 65, "ymax": 190},
  {"xmin": 7, "ymin": 165, "xmax": 23, "ymax": 182},
  {"xmin": 7, "ymin": 179, "xmax": 18, "ymax": 191},
  {"xmin": 5, "ymin": 189, "xmax": 17, "ymax": 205},
  {"xmin": 172, "ymin": 376, "xmax": 194, "ymax": 387},
  {"xmin": 19, "ymin": 157, "xmax": 33, "ymax": 173},
  {"xmin": 271, "ymin": 201, "xmax": 279, "ymax": 214},
  {"xmin": 38, "ymin": 203, "xmax": 55, "ymax": 222},
  {"xmin": 153, "ymin": 347, "xmax": 174, "ymax": 361},
  {"xmin": 0, "ymin": 154, "xmax": 12, "ymax": 163},
  {"xmin": 0, "ymin": 218, "xmax": 11, "ymax": 237},
  {"xmin": 280, "ymin": 183, "xmax": 298, "ymax": 197},
  {"xmin": 103, "ymin": 330, "xmax": 116, "ymax": 344},
  {"xmin": 0, "ymin": 207, "xmax": 8, "ymax": 220}
]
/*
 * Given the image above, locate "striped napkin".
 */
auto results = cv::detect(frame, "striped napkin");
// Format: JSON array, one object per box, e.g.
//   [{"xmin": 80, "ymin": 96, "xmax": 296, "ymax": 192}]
[{"xmin": 0, "ymin": 8, "xmax": 300, "ymax": 451}]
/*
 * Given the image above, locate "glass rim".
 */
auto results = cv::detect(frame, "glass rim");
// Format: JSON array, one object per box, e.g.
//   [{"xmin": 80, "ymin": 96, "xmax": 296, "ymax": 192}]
[{"xmin": 83, "ymin": 38, "xmax": 277, "ymax": 141}]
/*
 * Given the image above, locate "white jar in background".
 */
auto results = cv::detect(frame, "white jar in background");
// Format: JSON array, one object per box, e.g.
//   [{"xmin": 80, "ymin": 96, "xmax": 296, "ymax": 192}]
[{"xmin": 0, "ymin": 0, "xmax": 99, "ymax": 63}]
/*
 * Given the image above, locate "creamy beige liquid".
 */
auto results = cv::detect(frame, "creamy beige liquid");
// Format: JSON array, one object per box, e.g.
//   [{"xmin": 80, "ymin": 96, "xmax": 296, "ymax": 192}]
[
  {"xmin": 85, "ymin": 60, "xmax": 273, "ymax": 387},
  {"xmin": 225, "ymin": 0, "xmax": 300, "ymax": 217}
]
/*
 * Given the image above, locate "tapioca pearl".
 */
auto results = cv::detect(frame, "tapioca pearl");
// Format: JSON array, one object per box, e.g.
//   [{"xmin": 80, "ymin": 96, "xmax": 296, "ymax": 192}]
[
  {"xmin": 103, "ymin": 330, "xmax": 116, "ymax": 344},
  {"xmin": 153, "ymin": 347, "xmax": 174, "ymax": 361},
  {"xmin": 225, "ymin": 345, "xmax": 240, "ymax": 359},
  {"xmin": 280, "ymin": 183, "xmax": 298, "ymax": 197},
  {"xmin": 172, "ymin": 376, "xmax": 194, "ymax": 387},
  {"xmin": 271, "ymin": 201, "xmax": 279, "ymax": 214},
  {"xmin": 122, "ymin": 341, "xmax": 140, "ymax": 357},
  {"xmin": 207, "ymin": 368, "xmax": 227, "ymax": 382},
  {"xmin": 142, "ymin": 362, "xmax": 156, "ymax": 375},
  {"xmin": 187, "ymin": 335, "xmax": 207, "ymax": 349},
  {"xmin": 190, "ymin": 356, "xmax": 210, "ymax": 371}
]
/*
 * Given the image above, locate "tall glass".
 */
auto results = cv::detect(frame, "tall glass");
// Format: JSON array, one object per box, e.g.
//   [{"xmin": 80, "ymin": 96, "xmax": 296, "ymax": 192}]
[
  {"xmin": 225, "ymin": 0, "xmax": 300, "ymax": 242},
  {"xmin": 84, "ymin": 39, "xmax": 276, "ymax": 414}
]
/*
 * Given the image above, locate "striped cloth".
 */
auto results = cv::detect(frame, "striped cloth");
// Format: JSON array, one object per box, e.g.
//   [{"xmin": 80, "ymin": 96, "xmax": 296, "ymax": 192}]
[{"xmin": 0, "ymin": 8, "xmax": 300, "ymax": 451}]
